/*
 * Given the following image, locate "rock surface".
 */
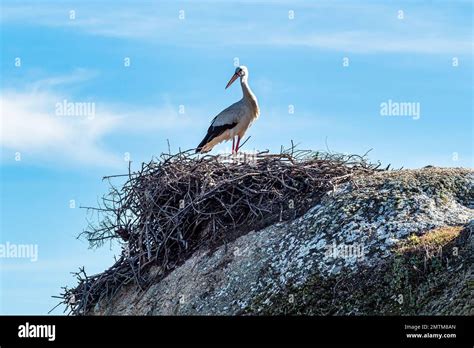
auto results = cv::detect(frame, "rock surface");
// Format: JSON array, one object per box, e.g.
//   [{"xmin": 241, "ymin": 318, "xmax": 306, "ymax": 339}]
[{"xmin": 91, "ymin": 167, "xmax": 473, "ymax": 315}]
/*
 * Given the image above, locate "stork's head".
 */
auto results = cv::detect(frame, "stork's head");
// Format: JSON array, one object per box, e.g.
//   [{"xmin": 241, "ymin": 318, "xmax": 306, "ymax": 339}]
[{"xmin": 225, "ymin": 66, "xmax": 248, "ymax": 89}]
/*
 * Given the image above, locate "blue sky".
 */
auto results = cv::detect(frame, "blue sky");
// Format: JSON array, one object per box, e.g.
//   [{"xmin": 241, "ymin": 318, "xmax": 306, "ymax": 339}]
[{"xmin": 0, "ymin": 0, "xmax": 472, "ymax": 314}]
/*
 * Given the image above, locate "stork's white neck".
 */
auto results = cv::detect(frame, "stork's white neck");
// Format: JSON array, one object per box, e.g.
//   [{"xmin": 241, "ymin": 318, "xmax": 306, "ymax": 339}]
[
  {"xmin": 240, "ymin": 76, "xmax": 260, "ymax": 117},
  {"xmin": 240, "ymin": 76, "xmax": 254, "ymax": 100}
]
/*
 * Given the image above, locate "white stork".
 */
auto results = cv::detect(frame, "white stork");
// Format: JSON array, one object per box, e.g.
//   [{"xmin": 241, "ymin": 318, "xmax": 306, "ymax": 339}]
[{"xmin": 196, "ymin": 66, "xmax": 260, "ymax": 154}]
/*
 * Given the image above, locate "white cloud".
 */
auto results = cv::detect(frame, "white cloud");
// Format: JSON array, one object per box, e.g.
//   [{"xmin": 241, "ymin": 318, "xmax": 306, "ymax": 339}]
[
  {"xmin": 0, "ymin": 89, "xmax": 122, "ymax": 167},
  {"xmin": 1, "ymin": 1, "xmax": 471, "ymax": 54},
  {"xmin": 269, "ymin": 31, "xmax": 473, "ymax": 54},
  {"xmin": 0, "ymin": 71, "xmax": 197, "ymax": 168},
  {"xmin": 28, "ymin": 68, "xmax": 99, "ymax": 92}
]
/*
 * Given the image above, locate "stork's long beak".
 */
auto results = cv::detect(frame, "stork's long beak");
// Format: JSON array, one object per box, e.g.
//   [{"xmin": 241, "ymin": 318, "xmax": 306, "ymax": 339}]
[{"xmin": 225, "ymin": 73, "xmax": 239, "ymax": 89}]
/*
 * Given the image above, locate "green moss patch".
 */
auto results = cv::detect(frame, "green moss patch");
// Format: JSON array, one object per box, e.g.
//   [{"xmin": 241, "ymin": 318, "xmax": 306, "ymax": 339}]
[{"xmin": 241, "ymin": 224, "xmax": 472, "ymax": 315}]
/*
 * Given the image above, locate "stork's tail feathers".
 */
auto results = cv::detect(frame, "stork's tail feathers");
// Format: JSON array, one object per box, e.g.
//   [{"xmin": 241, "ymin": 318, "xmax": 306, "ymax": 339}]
[
  {"xmin": 195, "ymin": 147, "xmax": 206, "ymax": 154},
  {"xmin": 195, "ymin": 123, "xmax": 237, "ymax": 153},
  {"xmin": 195, "ymin": 134, "xmax": 212, "ymax": 153}
]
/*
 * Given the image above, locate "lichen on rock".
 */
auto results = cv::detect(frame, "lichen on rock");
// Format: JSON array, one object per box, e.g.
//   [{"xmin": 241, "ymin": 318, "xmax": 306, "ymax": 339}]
[{"xmin": 88, "ymin": 167, "xmax": 473, "ymax": 316}]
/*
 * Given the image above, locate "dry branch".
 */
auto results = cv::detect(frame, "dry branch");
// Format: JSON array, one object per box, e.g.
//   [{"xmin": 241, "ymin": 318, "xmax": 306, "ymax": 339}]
[{"xmin": 57, "ymin": 147, "xmax": 385, "ymax": 315}]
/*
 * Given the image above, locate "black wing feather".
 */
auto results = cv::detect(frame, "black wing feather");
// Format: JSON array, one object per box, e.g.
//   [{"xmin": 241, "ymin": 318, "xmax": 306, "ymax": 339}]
[{"xmin": 196, "ymin": 123, "xmax": 238, "ymax": 153}]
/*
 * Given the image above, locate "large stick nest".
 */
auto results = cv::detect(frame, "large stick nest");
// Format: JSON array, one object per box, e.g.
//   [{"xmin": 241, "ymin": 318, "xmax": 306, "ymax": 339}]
[{"xmin": 55, "ymin": 148, "xmax": 386, "ymax": 315}]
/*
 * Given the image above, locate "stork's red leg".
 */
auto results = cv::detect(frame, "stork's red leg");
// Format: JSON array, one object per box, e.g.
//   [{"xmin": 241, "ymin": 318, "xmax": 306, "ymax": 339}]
[
  {"xmin": 232, "ymin": 137, "xmax": 235, "ymax": 154},
  {"xmin": 235, "ymin": 136, "xmax": 241, "ymax": 153}
]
